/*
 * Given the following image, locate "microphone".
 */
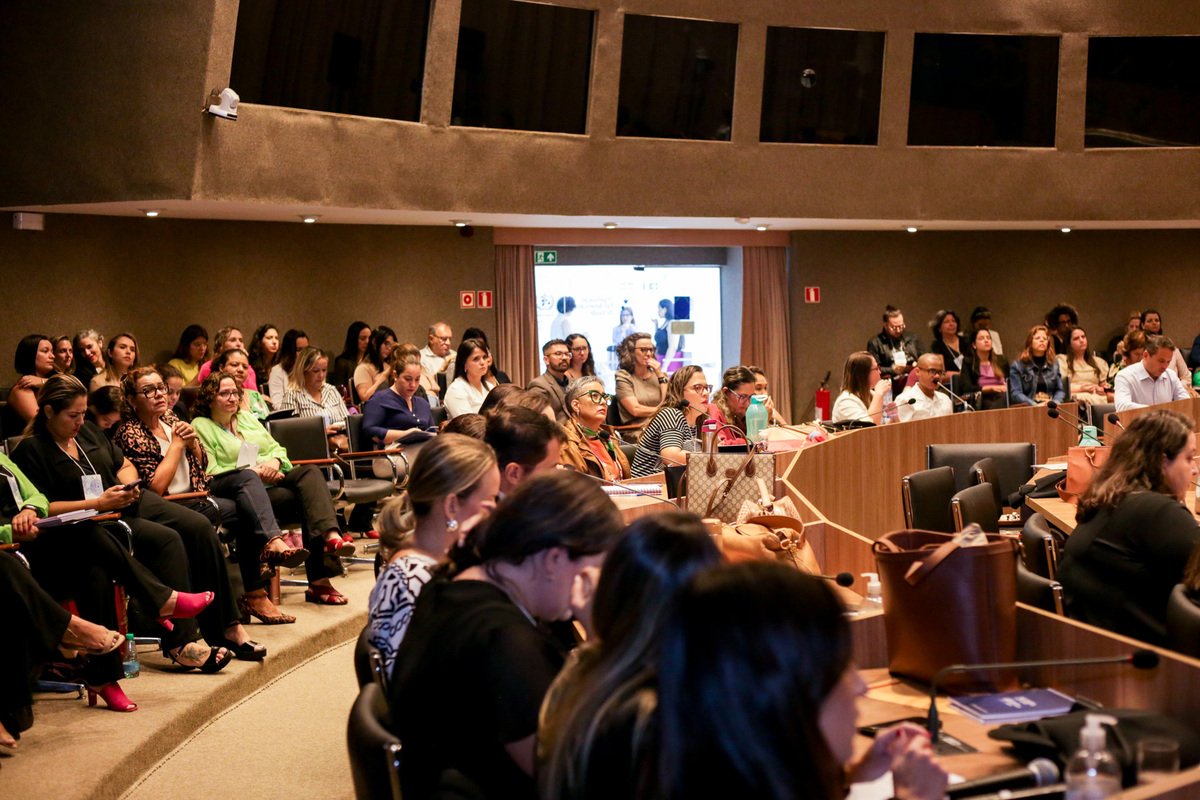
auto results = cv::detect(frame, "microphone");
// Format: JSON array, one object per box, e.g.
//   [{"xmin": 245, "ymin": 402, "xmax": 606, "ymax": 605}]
[
  {"xmin": 1106, "ymin": 412, "xmax": 1126, "ymax": 432},
  {"xmin": 819, "ymin": 572, "xmax": 855, "ymax": 587},
  {"xmin": 926, "ymin": 650, "xmax": 1159, "ymax": 740},
  {"xmin": 945, "ymin": 759, "xmax": 1060, "ymax": 799},
  {"xmin": 1046, "ymin": 407, "xmax": 1085, "ymax": 438},
  {"xmin": 938, "ymin": 381, "xmax": 976, "ymax": 412},
  {"xmin": 1046, "ymin": 400, "xmax": 1087, "ymax": 429}
]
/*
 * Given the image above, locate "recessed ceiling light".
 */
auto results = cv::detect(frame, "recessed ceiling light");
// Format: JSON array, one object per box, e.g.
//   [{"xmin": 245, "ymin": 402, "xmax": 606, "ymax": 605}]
[
  {"xmin": 300, "ymin": 215, "xmax": 320, "ymax": 224},
  {"xmin": 734, "ymin": 217, "xmax": 750, "ymax": 225},
  {"xmin": 142, "ymin": 209, "xmax": 160, "ymax": 218},
  {"xmin": 603, "ymin": 222, "xmax": 618, "ymax": 229},
  {"xmin": 905, "ymin": 226, "xmax": 919, "ymax": 233},
  {"xmin": 755, "ymin": 224, "xmax": 769, "ymax": 231},
  {"xmin": 1060, "ymin": 227, "xmax": 1072, "ymax": 233},
  {"xmin": 452, "ymin": 220, "xmax": 469, "ymax": 227}
]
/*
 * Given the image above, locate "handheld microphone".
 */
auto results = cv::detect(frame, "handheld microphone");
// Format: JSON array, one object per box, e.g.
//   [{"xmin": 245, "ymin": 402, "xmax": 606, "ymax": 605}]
[
  {"xmin": 926, "ymin": 649, "xmax": 1159, "ymax": 740},
  {"xmin": 938, "ymin": 381, "xmax": 976, "ymax": 412},
  {"xmin": 1106, "ymin": 412, "xmax": 1126, "ymax": 432},
  {"xmin": 945, "ymin": 758, "xmax": 1060, "ymax": 799}
]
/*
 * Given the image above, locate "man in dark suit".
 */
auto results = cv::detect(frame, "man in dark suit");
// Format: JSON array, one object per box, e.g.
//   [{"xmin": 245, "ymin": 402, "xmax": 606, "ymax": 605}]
[{"xmin": 526, "ymin": 339, "xmax": 571, "ymax": 422}]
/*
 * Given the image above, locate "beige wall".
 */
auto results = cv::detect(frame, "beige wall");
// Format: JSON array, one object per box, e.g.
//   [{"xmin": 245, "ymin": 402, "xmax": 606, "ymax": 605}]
[
  {"xmin": 787, "ymin": 229, "xmax": 1200, "ymax": 419},
  {"xmin": 0, "ymin": 215, "xmax": 496, "ymax": 383}
]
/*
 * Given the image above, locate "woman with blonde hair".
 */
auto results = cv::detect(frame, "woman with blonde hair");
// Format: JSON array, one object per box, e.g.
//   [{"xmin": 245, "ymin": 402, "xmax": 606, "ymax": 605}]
[
  {"xmin": 277, "ymin": 346, "xmax": 351, "ymax": 451},
  {"xmin": 366, "ymin": 434, "xmax": 500, "ymax": 674}
]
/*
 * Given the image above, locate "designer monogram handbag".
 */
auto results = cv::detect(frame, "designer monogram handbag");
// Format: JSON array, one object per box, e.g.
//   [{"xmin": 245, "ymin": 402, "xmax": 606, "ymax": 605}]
[{"xmin": 684, "ymin": 424, "xmax": 776, "ymax": 522}]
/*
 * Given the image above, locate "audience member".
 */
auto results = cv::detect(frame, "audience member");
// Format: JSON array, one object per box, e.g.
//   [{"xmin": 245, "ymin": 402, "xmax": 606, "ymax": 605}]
[
  {"xmin": 159, "ymin": 363, "xmax": 190, "ymax": 420},
  {"xmin": 1045, "ymin": 303, "xmax": 1079, "ymax": 357},
  {"xmin": 747, "ymin": 365, "xmax": 788, "ymax": 425},
  {"xmin": 7, "ymin": 334, "xmax": 57, "ymax": 427},
  {"xmin": 614, "ymin": 332, "xmax": 667, "ymax": 442},
  {"xmin": 564, "ymin": 334, "xmax": 596, "ymax": 382},
  {"xmin": 388, "ymin": 470, "xmax": 623, "ymax": 800},
  {"xmin": 831, "ymin": 352, "xmax": 889, "ymax": 424},
  {"xmin": 167, "ymin": 324, "xmax": 209, "ymax": 387},
  {"xmin": 367, "ymin": 434, "xmax": 499, "ymax": 675},
  {"xmin": 444, "ymin": 337, "xmax": 497, "ymax": 419},
  {"xmin": 969, "ymin": 306, "xmax": 1004, "ymax": 355},
  {"xmin": 332, "ymin": 321, "xmax": 371, "ymax": 406},
  {"xmin": 559, "ymin": 376, "xmax": 631, "ymax": 481},
  {"xmin": 463, "ymin": 326, "xmax": 511, "ymax": 384},
  {"xmin": 655, "ymin": 298, "xmax": 685, "ymax": 372},
  {"xmin": 362, "ymin": 352, "xmax": 434, "ymax": 445},
  {"xmin": 86, "ymin": 385, "xmax": 124, "ymax": 431},
  {"xmin": 1057, "ymin": 326, "xmax": 1110, "ymax": 405},
  {"xmin": 277, "ymin": 347, "xmax": 350, "ymax": 452},
  {"xmin": 197, "ymin": 326, "xmax": 258, "ymax": 390},
  {"xmin": 71, "ymin": 329, "xmax": 106, "ymax": 387},
  {"xmin": 1008, "ymin": 325, "xmax": 1065, "ymax": 407},
  {"xmin": 928, "ymin": 309, "xmax": 969, "ymax": 377},
  {"xmin": 866, "ymin": 305, "xmax": 921, "ymax": 392},
  {"xmin": 91, "ymin": 332, "xmax": 139, "ymax": 391},
  {"xmin": 1058, "ymin": 409, "xmax": 1200, "ymax": 644},
  {"xmin": 630, "ymin": 366, "xmax": 709, "ymax": 477},
  {"xmin": 537, "ymin": 512, "xmax": 722, "ymax": 800},
  {"xmin": 1114, "ymin": 335, "xmax": 1191, "ymax": 411},
  {"xmin": 1108, "ymin": 329, "xmax": 1146, "ymax": 385},
  {"xmin": 420, "ymin": 322, "xmax": 456, "ymax": 406},
  {"xmin": 52, "ymin": 334, "xmax": 74, "ymax": 375},
  {"xmin": 527, "ymin": 339, "xmax": 571, "ymax": 422},
  {"xmin": 443, "ymin": 412, "xmax": 486, "ymax": 438},
  {"xmin": 484, "ymin": 405, "xmax": 565, "ymax": 495},
  {"xmin": 960, "ymin": 328, "xmax": 1010, "ymax": 410},
  {"xmin": 1140, "ymin": 309, "xmax": 1193, "ymax": 387},
  {"xmin": 895, "ymin": 354, "xmax": 952, "ymax": 421},
  {"xmin": 707, "ymin": 366, "xmax": 756, "ymax": 442},
  {"xmin": 247, "ymin": 324, "xmax": 281, "ymax": 390},
  {"xmin": 1106, "ymin": 311, "xmax": 1141, "ymax": 363},
  {"xmin": 266, "ymin": 328, "xmax": 309, "ymax": 401},
  {"xmin": 212, "ymin": 347, "xmax": 270, "ymax": 420},
  {"xmin": 652, "ymin": 562, "xmax": 947, "ymax": 800},
  {"xmin": 354, "ymin": 326, "xmax": 397, "ymax": 405}
]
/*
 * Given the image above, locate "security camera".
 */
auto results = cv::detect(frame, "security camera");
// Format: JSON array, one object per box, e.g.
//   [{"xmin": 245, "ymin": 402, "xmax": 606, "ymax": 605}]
[{"xmin": 205, "ymin": 87, "xmax": 239, "ymax": 121}]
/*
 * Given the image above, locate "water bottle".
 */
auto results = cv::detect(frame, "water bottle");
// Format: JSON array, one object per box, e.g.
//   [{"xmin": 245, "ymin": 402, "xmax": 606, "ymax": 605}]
[
  {"xmin": 1079, "ymin": 425, "xmax": 1102, "ymax": 447},
  {"xmin": 860, "ymin": 572, "xmax": 883, "ymax": 613},
  {"xmin": 122, "ymin": 633, "xmax": 140, "ymax": 679},
  {"xmin": 701, "ymin": 418, "xmax": 718, "ymax": 452},
  {"xmin": 745, "ymin": 395, "xmax": 768, "ymax": 445},
  {"xmin": 883, "ymin": 386, "xmax": 899, "ymax": 424},
  {"xmin": 1065, "ymin": 714, "xmax": 1121, "ymax": 799}
]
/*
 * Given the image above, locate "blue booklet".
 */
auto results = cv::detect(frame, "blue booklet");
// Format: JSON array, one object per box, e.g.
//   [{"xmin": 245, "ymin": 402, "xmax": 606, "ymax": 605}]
[{"xmin": 949, "ymin": 687, "xmax": 1075, "ymax": 724}]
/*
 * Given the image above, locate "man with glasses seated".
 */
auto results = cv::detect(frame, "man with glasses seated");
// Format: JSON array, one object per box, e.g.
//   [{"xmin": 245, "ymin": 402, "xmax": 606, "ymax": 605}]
[
  {"xmin": 419, "ymin": 322, "xmax": 455, "ymax": 407},
  {"xmin": 527, "ymin": 339, "xmax": 572, "ymax": 423},
  {"xmin": 894, "ymin": 354, "xmax": 952, "ymax": 422},
  {"xmin": 559, "ymin": 377, "xmax": 631, "ymax": 480}
]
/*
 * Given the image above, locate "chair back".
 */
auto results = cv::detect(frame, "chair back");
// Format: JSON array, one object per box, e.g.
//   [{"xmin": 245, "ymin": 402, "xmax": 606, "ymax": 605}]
[
  {"xmin": 950, "ymin": 482, "xmax": 1001, "ymax": 533},
  {"xmin": 969, "ymin": 457, "xmax": 1006, "ymax": 514},
  {"xmin": 1020, "ymin": 512, "xmax": 1061, "ymax": 579},
  {"xmin": 1088, "ymin": 403, "xmax": 1117, "ymax": 433},
  {"xmin": 347, "ymin": 683, "xmax": 402, "ymax": 800},
  {"xmin": 1016, "ymin": 561, "xmax": 1065, "ymax": 615},
  {"xmin": 927, "ymin": 442, "xmax": 1037, "ymax": 501},
  {"xmin": 900, "ymin": 466, "xmax": 956, "ymax": 532},
  {"xmin": 1166, "ymin": 584, "xmax": 1200, "ymax": 658},
  {"xmin": 431, "ymin": 403, "xmax": 449, "ymax": 427},
  {"xmin": 268, "ymin": 416, "xmax": 331, "ymax": 461},
  {"xmin": 345, "ymin": 414, "xmax": 368, "ymax": 451}
]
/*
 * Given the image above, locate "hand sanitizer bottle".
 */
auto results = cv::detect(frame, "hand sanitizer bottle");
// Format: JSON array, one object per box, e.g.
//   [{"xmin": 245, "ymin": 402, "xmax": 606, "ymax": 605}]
[{"xmin": 1065, "ymin": 714, "xmax": 1121, "ymax": 799}]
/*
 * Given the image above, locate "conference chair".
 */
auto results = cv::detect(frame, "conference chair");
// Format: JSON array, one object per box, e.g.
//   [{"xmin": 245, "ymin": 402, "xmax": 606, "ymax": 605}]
[
  {"xmin": 343, "ymin": 414, "xmax": 410, "ymax": 491},
  {"xmin": 1166, "ymin": 584, "xmax": 1200, "ymax": 658},
  {"xmin": 1088, "ymin": 403, "xmax": 1117, "ymax": 434},
  {"xmin": 927, "ymin": 442, "xmax": 1037, "ymax": 501},
  {"xmin": 1020, "ymin": 512, "xmax": 1062, "ymax": 580},
  {"xmin": 346, "ymin": 682, "xmax": 403, "ymax": 800},
  {"xmin": 950, "ymin": 483, "xmax": 1000, "ymax": 533},
  {"xmin": 900, "ymin": 466, "xmax": 956, "ymax": 532},
  {"xmin": 1016, "ymin": 561, "xmax": 1065, "ymax": 615},
  {"xmin": 354, "ymin": 625, "xmax": 388, "ymax": 693},
  {"xmin": 430, "ymin": 403, "xmax": 449, "ymax": 428}
]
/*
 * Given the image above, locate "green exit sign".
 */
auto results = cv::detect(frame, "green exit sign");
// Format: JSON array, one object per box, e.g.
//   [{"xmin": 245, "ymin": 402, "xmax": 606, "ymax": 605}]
[{"xmin": 534, "ymin": 249, "xmax": 558, "ymax": 265}]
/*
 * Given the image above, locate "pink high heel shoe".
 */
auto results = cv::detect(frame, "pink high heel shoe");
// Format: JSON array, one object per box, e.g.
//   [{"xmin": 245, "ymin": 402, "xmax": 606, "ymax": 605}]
[
  {"xmin": 158, "ymin": 590, "xmax": 216, "ymax": 632},
  {"xmin": 86, "ymin": 682, "xmax": 138, "ymax": 712}
]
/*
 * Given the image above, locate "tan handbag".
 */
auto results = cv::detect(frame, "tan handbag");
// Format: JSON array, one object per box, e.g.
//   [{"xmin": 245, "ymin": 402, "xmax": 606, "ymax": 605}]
[
  {"xmin": 1058, "ymin": 445, "xmax": 1110, "ymax": 504},
  {"xmin": 873, "ymin": 526, "xmax": 1019, "ymax": 692},
  {"xmin": 719, "ymin": 514, "xmax": 823, "ymax": 574},
  {"xmin": 685, "ymin": 425, "xmax": 776, "ymax": 522}
]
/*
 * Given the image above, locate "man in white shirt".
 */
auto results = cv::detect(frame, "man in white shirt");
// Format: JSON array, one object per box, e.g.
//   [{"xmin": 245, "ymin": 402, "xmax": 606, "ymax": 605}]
[
  {"xmin": 895, "ymin": 354, "xmax": 953, "ymax": 422},
  {"xmin": 1113, "ymin": 335, "xmax": 1191, "ymax": 411},
  {"xmin": 419, "ymin": 322, "xmax": 455, "ymax": 406}
]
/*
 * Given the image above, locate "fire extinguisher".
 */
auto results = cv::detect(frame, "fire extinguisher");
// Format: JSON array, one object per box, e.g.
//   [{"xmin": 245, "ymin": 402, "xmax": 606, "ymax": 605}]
[{"xmin": 814, "ymin": 371, "xmax": 831, "ymax": 421}]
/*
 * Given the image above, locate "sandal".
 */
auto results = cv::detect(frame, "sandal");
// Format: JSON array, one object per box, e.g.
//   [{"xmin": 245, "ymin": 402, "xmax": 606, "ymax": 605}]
[
  {"xmin": 60, "ymin": 623, "xmax": 124, "ymax": 657},
  {"xmin": 218, "ymin": 638, "xmax": 267, "ymax": 662},
  {"xmin": 238, "ymin": 591, "xmax": 296, "ymax": 625},
  {"xmin": 166, "ymin": 642, "xmax": 233, "ymax": 674},
  {"xmin": 305, "ymin": 583, "xmax": 349, "ymax": 606},
  {"xmin": 259, "ymin": 542, "xmax": 309, "ymax": 569},
  {"xmin": 324, "ymin": 536, "xmax": 356, "ymax": 557}
]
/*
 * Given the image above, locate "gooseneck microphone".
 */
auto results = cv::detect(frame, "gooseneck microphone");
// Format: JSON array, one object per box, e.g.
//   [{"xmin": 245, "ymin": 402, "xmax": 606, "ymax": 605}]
[
  {"xmin": 1106, "ymin": 412, "xmax": 1126, "ymax": 431},
  {"xmin": 926, "ymin": 649, "xmax": 1160, "ymax": 740},
  {"xmin": 945, "ymin": 758, "xmax": 1060, "ymax": 799},
  {"xmin": 938, "ymin": 381, "xmax": 976, "ymax": 412},
  {"xmin": 1046, "ymin": 407, "xmax": 1085, "ymax": 437},
  {"xmin": 820, "ymin": 572, "xmax": 855, "ymax": 587},
  {"xmin": 1046, "ymin": 400, "xmax": 1088, "ymax": 428}
]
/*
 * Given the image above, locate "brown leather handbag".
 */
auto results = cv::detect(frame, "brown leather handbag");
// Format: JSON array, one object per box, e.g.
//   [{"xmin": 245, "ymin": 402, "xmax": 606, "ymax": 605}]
[
  {"xmin": 873, "ymin": 527, "xmax": 1019, "ymax": 692},
  {"xmin": 719, "ymin": 514, "xmax": 822, "ymax": 573},
  {"xmin": 1057, "ymin": 445, "xmax": 1110, "ymax": 504}
]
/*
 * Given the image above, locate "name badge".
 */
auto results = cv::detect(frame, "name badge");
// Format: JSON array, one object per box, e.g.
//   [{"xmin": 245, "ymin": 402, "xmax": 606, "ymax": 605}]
[
  {"xmin": 82, "ymin": 474, "xmax": 104, "ymax": 500},
  {"xmin": 5, "ymin": 475, "xmax": 21, "ymax": 506},
  {"xmin": 236, "ymin": 441, "xmax": 260, "ymax": 470},
  {"xmin": 892, "ymin": 350, "xmax": 907, "ymax": 367}
]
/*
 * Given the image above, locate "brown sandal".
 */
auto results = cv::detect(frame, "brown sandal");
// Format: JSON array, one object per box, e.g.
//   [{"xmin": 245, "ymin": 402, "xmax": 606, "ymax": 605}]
[
  {"xmin": 304, "ymin": 583, "xmax": 348, "ymax": 606},
  {"xmin": 238, "ymin": 591, "xmax": 296, "ymax": 625}
]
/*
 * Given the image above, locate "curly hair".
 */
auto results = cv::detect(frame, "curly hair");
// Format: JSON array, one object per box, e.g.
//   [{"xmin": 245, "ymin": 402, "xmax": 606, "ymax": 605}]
[
  {"xmin": 192, "ymin": 371, "xmax": 242, "ymax": 418},
  {"xmin": 617, "ymin": 332, "xmax": 655, "ymax": 373}
]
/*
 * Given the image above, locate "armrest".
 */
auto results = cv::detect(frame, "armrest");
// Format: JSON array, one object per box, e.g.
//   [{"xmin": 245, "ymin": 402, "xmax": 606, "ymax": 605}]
[
  {"xmin": 338, "ymin": 449, "xmax": 400, "ymax": 459},
  {"xmin": 164, "ymin": 491, "xmax": 208, "ymax": 503},
  {"xmin": 291, "ymin": 458, "xmax": 339, "ymax": 466}
]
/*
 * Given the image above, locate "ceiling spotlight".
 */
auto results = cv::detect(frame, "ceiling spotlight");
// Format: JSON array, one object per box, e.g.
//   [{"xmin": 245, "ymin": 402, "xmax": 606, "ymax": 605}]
[
  {"xmin": 1060, "ymin": 227, "xmax": 1072, "ymax": 233},
  {"xmin": 603, "ymin": 222, "xmax": 618, "ymax": 229},
  {"xmin": 452, "ymin": 220, "xmax": 469, "ymax": 227},
  {"xmin": 300, "ymin": 215, "xmax": 320, "ymax": 224},
  {"xmin": 142, "ymin": 209, "xmax": 160, "ymax": 218},
  {"xmin": 755, "ymin": 224, "xmax": 769, "ymax": 231},
  {"xmin": 734, "ymin": 217, "xmax": 750, "ymax": 225},
  {"xmin": 905, "ymin": 226, "xmax": 919, "ymax": 233}
]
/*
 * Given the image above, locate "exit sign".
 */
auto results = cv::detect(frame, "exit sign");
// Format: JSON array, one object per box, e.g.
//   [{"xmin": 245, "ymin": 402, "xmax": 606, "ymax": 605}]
[{"xmin": 534, "ymin": 249, "xmax": 558, "ymax": 265}]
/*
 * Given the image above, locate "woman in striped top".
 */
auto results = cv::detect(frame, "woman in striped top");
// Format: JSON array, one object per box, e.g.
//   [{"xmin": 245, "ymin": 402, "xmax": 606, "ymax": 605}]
[{"xmin": 630, "ymin": 365, "xmax": 711, "ymax": 477}]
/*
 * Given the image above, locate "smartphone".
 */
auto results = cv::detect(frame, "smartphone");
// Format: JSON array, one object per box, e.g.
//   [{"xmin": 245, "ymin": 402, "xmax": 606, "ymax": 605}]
[
  {"xmin": 120, "ymin": 478, "xmax": 142, "ymax": 492},
  {"xmin": 856, "ymin": 716, "xmax": 930, "ymax": 738}
]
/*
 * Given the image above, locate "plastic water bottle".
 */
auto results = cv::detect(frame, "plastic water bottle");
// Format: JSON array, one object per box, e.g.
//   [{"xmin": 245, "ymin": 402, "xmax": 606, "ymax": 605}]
[
  {"xmin": 1079, "ymin": 425, "xmax": 1102, "ymax": 447},
  {"xmin": 122, "ymin": 633, "xmax": 140, "ymax": 679},
  {"xmin": 1065, "ymin": 714, "xmax": 1121, "ymax": 799},
  {"xmin": 745, "ymin": 395, "xmax": 768, "ymax": 444},
  {"xmin": 883, "ymin": 386, "xmax": 899, "ymax": 424},
  {"xmin": 860, "ymin": 572, "xmax": 883, "ymax": 613}
]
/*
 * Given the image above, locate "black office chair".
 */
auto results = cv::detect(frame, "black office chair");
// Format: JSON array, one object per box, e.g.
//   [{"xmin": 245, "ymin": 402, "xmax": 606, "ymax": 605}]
[
  {"xmin": 346, "ymin": 682, "xmax": 403, "ymax": 800},
  {"xmin": 1016, "ymin": 561, "xmax": 1065, "ymax": 615},
  {"xmin": 1166, "ymin": 584, "xmax": 1200, "ymax": 658},
  {"xmin": 950, "ymin": 483, "xmax": 1000, "ymax": 533},
  {"xmin": 927, "ymin": 442, "xmax": 1037, "ymax": 504},
  {"xmin": 1020, "ymin": 512, "xmax": 1063, "ymax": 580},
  {"xmin": 354, "ymin": 625, "xmax": 388, "ymax": 692},
  {"xmin": 344, "ymin": 414, "xmax": 410, "ymax": 490},
  {"xmin": 900, "ymin": 466, "xmax": 956, "ymax": 532},
  {"xmin": 969, "ymin": 458, "xmax": 1005, "ymax": 513},
  {"xmin": 1088, "ymin": 403, "xmax": 1117, "ymax": 434},
  {"xmin": 430, "ymin": 403, "xmax": 449, "ymax": 428}
]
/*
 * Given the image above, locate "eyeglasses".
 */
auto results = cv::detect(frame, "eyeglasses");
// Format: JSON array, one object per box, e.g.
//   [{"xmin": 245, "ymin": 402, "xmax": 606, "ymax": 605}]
[
  {"xmin": 635, "ymin": 346, "xmax": 656, "ymax": 354},
  {"xmin": 583, "ymin": 391, "xmax": 612, "ymax": 405},
  {"xmin": 216, "ymin": 389, "xmax": 241, "ymax": 399},
  {"xmin": 725, "ymin": 388, "xmax": 752, "ymax": 403},
  {"xmin": 921, "ymin": 368, "xmax": 946, "ymax": 376},
  {"xmin": 688, "ymin": 383, "xmax": 713, "ymax": 394},
  {"xmin": 138, "ymin": 384, "xmax": 168, "ymax": 398},
  {"xmin": 548, "ymin": 350, "xmax": 570, "ymax": 359},
  {"xmin": 570, "ymin": 345, "xmax": 589, "ymax": 353}
]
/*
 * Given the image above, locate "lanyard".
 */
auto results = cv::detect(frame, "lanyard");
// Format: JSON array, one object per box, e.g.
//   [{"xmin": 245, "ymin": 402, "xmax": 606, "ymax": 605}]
[{"xmin": 57, "ymin": 438, "xmax": 99, "ymax": 476}]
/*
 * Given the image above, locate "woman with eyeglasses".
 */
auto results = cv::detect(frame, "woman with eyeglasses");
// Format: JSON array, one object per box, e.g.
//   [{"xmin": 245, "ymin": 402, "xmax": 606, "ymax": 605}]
[
  {"xmin": 559, "ymin": 377, "xmax": 631, "ymax": 481},
  {"xmin": 707, "ymin": 366, "xmax": 757, "ymax": 443},
  {"xmin": 564, "ymin": 334, "xmax": 596, "ymax": 382},
  {"xmin": 630, "ymin": 366, "xmax": 710, "ymax": 478},
  {"xmin": 614, "ymin": 332, "xmax": 668, "ymax": 444},
  {"xmin": 831, "ymin": 352, "xmax": 891, "ymax": 424},
  {"xmin": 212, "ymin": 347, "xmax": 271, "ymax": 420}
]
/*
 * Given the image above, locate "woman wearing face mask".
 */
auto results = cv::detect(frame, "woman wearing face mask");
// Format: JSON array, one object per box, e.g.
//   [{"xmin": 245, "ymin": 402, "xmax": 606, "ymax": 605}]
[
  {"xmin": 362, "ymin": 352, "xmax": 434, "ymax": 446},
  {"xmin": 90, "ymin": 332, "xmax": 139, "ymax": 392},
  {"xmin": 559, "ymin": 376, "xmax": 631, "ymax": 481},
  {"xmin": 630, "ymin": 366, "xmax": 710, "ymax": 478},
  {"xmin": 389, "ymin": 470, "xmax": 623, "ymax": 800}
]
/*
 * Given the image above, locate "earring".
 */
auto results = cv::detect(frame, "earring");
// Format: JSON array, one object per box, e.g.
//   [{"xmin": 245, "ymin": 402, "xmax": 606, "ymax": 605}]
[{"xmin": 446, "ymin": 519, "xmax": 459, "ymax": 532}]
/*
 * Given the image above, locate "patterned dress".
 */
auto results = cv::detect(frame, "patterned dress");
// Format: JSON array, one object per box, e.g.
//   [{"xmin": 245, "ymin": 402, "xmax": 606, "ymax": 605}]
[{"xmin": 367, "ymin": 552, "xmax": 438, "ymax": 676}]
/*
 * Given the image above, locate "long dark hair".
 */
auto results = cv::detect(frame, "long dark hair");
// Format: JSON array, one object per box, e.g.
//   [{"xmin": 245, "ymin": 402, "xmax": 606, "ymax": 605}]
[
  {"xmin": 248, "ymin": 323, "xmax": 280, "ymax": 376},
  {"xmin": 656, "ymin": 563, "xmax": 852, "ymax": 800},
  {"xmin": 339, "ymin": 321, "xmax": 371, "ymax": 362},
  {"xmin": 172, "ymin": 324, "xmax": 209, "ymax": 362},
  {"xmin": 451, "ymin": 337, "xmax": 488, "ymax": 383},
  {"xmin": 1061, "ymin": 326, "xmax": 1104, "ymax": 382},
  {"xmin": 364, "ymin": 326, "xmax": 396, "ymax": 372},
  {"xmin": 1078, "ymin": 409, "xmax": 1194, "ymax": 519},
  {"xmin": 277, "ymin": 329, "xmax": 309, "ymax": 374},
  {"xmin": 539, "ymin": 513, "xmax": 721, "ymax": 799},
  {"xmin": 565, "ymin": 333, "xmax": 596, "ymax": 377},
  {"xmin": 840, "ymin": 351, "xmax": 876, "ymax": 407},
  {"xmin": 14, "ymin": 333, "xmax": 52, "ymax": 377},
  {"xmin": 966, "ymin": 328, "xmax": 1008, "ymax": 382}
]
